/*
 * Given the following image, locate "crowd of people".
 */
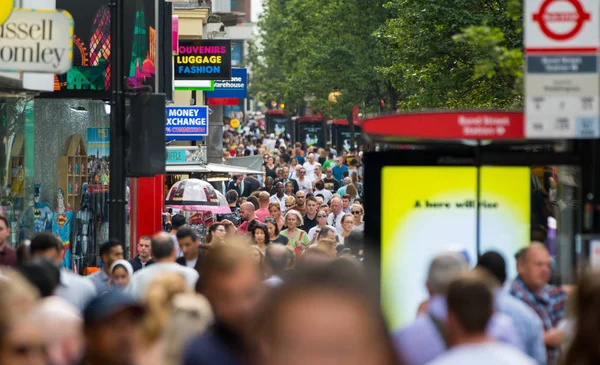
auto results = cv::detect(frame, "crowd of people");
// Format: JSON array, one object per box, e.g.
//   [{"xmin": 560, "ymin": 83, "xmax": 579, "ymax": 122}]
[{"xmin": 2, "ymin": 127, "xmax": 600, "ymax": 365}]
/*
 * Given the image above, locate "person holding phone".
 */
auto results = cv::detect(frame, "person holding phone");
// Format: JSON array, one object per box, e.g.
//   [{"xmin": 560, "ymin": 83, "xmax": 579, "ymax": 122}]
[{"xmin": 307, "ymin": 209, "xmax": 338, "ymax": 244}]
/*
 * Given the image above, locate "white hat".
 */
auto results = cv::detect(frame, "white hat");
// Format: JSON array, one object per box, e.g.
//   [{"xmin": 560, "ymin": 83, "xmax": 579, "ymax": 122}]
[{"xmin": 269, "ymin": 133, "xmax": 275, "ymax": 138}]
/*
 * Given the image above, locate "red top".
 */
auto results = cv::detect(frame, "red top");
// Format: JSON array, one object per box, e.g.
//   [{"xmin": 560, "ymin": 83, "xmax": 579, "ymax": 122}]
[{"xmin": 0, "ymin": 245, "xmax": 17, "ymax": 267}]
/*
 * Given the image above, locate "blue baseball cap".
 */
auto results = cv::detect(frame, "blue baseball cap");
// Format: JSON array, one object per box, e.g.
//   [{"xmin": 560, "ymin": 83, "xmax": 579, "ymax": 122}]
[{"xmin": 83, "ymin": 291, "xmax": 144, "ymax": 327}]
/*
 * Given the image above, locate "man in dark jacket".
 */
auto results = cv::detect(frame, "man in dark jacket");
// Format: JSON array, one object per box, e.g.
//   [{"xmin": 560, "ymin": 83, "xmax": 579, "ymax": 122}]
[
  {"xmin": 128, "ymin": 236, "xmax": 155, "ymax": 272},
  {"xmin": 175, "ymin": 227, "xmax": 204, "ymax": 275}
]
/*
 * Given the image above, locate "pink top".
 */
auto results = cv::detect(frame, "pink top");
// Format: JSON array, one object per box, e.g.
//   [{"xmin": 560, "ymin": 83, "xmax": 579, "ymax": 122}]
[{"xmin": 255, "ymin": 208, "xmax": 270, "ymax": 223}]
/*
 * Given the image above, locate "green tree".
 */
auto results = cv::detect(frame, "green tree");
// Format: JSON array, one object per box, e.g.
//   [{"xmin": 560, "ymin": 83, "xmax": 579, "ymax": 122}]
[
  {"xmin": 375, "ymin": 0, "xmax": 524, "ymax": 110},
  {"xmin": 249, "ymin": 0, "xmax": 396, "ymax": 124}
]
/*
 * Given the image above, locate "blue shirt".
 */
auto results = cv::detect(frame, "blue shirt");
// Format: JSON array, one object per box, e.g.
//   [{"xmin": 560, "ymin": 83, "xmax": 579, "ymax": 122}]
[
  {"xmin": 183, "ymin": 324, "xmax": 245, "ymax": 365},
  {"xmin": 88, "ymin": 269, "xmax": 111, "ymax": 296},
  {"xmin": 55, "ymin": 269, "xmax": 98, "ymax": 311},
  {"xmin": 496, "ymin": 290, "xmax": 546, "ymax": 365},
  {"xmin": 332, "ymin": 164, "xmax": 348, "ymax": 181},
  {"xmin": 393, "ymin": 295, "xmax": 523, "ymax": 365}
]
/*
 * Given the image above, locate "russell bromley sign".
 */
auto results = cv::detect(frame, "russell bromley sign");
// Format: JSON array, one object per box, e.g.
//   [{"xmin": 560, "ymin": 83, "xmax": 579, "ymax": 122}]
[{"xmin": 0, "ymin": 8, "xmax": 74, "ymax": 73}]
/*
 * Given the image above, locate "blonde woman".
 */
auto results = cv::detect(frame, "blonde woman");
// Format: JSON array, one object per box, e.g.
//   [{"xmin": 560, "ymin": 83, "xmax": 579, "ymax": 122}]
[
  {"xmin": 268, "ymin": 202, "xmax": 285, "ymax": 230},
  {"xmin": 163, "ymin": 293, "xmax": 213, "ymax": 365},
  {"xmin": 350, "ymin": 204, "xmax": 364, "ymax": 231},
  {"xmin": 280, "ymin": 210, "xmax": 310, "ymax": 256},
  {"xmin": 137, "ymin": 273, "xmax": 191, "ymax": 365}
]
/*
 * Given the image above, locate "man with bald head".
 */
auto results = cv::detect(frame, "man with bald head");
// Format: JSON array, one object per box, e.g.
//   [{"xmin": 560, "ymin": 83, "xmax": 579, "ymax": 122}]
[
  {"xmin": 264, "ymin": 244, "xmax": 291, "ymax": 288},
  {"xmin": 128, "ymin": 232, "xmax": 199, "ymax": 299},
  {"xmin": 236, "ymin": 202, "xmax": 258, "ymax": 234},
  {"xmin": 327, "ymin": 197, "xmax": 345, "ymax": 233},
  {"xmin": 510, "ymin": 242, "xmax": 567, "ymax": 364}
]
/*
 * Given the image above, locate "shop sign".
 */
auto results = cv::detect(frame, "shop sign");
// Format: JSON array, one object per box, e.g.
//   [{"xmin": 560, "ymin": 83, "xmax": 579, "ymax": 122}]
[
  {"xmin": 166, "ymin": 147, "xmax": 207, "ymax": 164},
  {"xmin": 172, "ymin": 15, "xmax": 179, "ymax": 54},
  {"xmin": 205, "ymin": 67, "xmax": 247, "ymax": 99},
  {"xmin": 166, "ymin": 106, "xmax": 209, "ymax": 141},
  {"xmin": 0, "ymin": 9, "xmax": 74, "ymax": 73},
  {"xmin": 525, "ymin": 0, "xmax": 600, "ymax": 138},
  {"xmin": 0, "ymin": 0, "xmax": 13, "ymax": 26},
  {"xmin": 361, "ymin": 112, "xmax": 524, "ymax": 140},
  {"xmin": 174, "ymin": 39, "xmax": 232, "ymax": 81}
]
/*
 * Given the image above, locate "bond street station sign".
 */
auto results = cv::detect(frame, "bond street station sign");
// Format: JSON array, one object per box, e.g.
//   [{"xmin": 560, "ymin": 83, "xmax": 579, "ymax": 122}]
[
  {"xmin": 0, "ymin": 9, "xmax": 74, "ymax": 73},
  {"xmin": 525, "ymin": 0, "xmax": 600, "ymax": 139}
]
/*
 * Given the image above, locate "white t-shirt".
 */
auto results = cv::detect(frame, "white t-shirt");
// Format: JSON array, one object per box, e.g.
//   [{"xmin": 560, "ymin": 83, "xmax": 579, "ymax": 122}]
[
  {"xmin": 426, "ymin": 342, "xmax": 535, "ymax": 365},
  {"xmin": 303, "ymin": 161, "xmax": 316, "ymax": 179},
  {"xmin": 297, "ymin": 177, "xmax": 313, "ymax": 193},
  {"xmin": 314, "ymin": 189, "xmax": 333, "ymax": 204},
  {"xmin": 186, "ymin": 258, "xmax": 198, "ymax": 268}
]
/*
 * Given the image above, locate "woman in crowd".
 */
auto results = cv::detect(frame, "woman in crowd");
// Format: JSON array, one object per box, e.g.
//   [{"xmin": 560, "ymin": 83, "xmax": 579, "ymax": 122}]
[
  {"xmin": 280, "ymin": 210, "xmax": 310, "ymax": 255},
  {"xmin": 263, "ymin": 155, "xmax": 278, "ymax": 180},
  {"xmin": 339, "ymin": 213, "xmax": 355, "ymax": 245},
  {"xmin": 138, "ymin": 273, "xmax": 192, "ymax": 365},
  {"xmin": 289, "ymin": 157, "xmax": 299, "ymax": 178},
  {"xmin": 285, "ymin": 182, "xmax": 295, "ymax": 198},
  {"xmin": 268, "ymin": 202, "xmax": 285, "ymax": 231},
  {"xmin": 205, "ymin": 223, "xmax": 228, "ymax": 245},
  {"xmin": 346, "ymin": 184, "xmax": 360, "ymax": 204},
  {"xmin": 110, "ymin": 259, "xmax": 134, "ymax": 290},
  {"xmin": 265, "ymin": 217, "xmax": 289, "ymax": 245},
  {"xmin": 350, "ymin": 204, "xmax": 364, "ymax": 231},
  {"xmin": 308, "ymin": 209, "xmax": 338, "ymax": 244},
  {"xmin": 351, "ymin": 171, "xmax": 363, "ymax": 197},
  {"xmin": 285, "ymin": 196, "xmax": 296, "ymax": 212},
  {"xmin": 253, "ymin": 224, "xmax": 270, "ymax": 254}
]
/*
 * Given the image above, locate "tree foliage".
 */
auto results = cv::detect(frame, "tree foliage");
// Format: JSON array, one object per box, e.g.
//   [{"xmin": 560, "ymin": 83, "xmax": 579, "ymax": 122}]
[
  {"xmin": 248, "ymin": 0, "xmax": 393, "ymax": 118},
  {"xmin": 250, "ymin": 0, "xmax": 524, "ymax": 113}
]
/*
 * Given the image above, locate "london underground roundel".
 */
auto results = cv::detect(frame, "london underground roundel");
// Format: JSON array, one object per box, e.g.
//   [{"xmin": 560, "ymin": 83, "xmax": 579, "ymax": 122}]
[{"xmin": 532, "ymin": 0, "xmax": 591, "ymax": 41}]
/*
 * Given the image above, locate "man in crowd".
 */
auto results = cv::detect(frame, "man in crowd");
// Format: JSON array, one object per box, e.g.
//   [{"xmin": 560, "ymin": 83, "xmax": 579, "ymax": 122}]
[
  {"xmin": 38, "ymin": 297, "xmax": 84, "ymax": 365},
  {"xmin": 303, "ymin": 153, "xmax": 317, "ymax": 179},
  {"xmin": 170, "ymin": 214, "xmax": 186, "ymax": 258},
  {"xmin": 256, "ymin": 192, "xmax": 271, "ymax": 222},
  {"xmin": 327, "ymin": 197, "xmax": 345, "ymax": 233},
  {"xmin": 270, "ymin": 182, "xmax": 289, "ymax": 212},
  {"xmin": 228, "ymin": 175, "xmax": 253, "ymax": 198},
  {"xmin": 184, "ymin": 243, "xmax": 264, "ymax": 365},
  {"xmin": 294, "ymin": 190, "xmax": 308, "ymax": 216},
  {"xmin": 427, "ymin": 272, "xmax": 535, "ymax": 365},
  {"xmin": 332, "ymin": 156, "xmax": 349, "ymax": 181},
  {"xmin": 342, "ymin": 194, "xmax": 352, "ymax": 213},
  {"xmin": 128, "ymin": 236, "xmax": 154, "ymax": 272},
  {"xmin": 237, "ymin": 202, "xmax": 258, "ymax": 234},
  {"xmin": 0, "ymin": 215, "xmax": 15, "ymax": 267},
  {"xmin": 218, "ymin": 190, "xmax": 241, "ymax": 226},
  {"xmin": 394, "ymin": 252, "xmax": 522, "ymax": 365},
  {"xmin": 510, "ymin": 243, "xmax": 567, "ymax": 364},
  {"xmin": 129, "ymin": 232, "xmax": 199, "ymax": 299},
  {"xmin": 263, "ymin": 177, "xmax": 275, "ymax": 195},
  {"xmin": 88, "ymin": 240, "xmax": 124, "ymax": 295},
  {"xmin": 323, "ymin": 166, "xmax": 340, "ymax": 194},
  {"xmin": 29, "ymin": 232, "xmax": 97, "ymax": 311},
  {"xmin": 276, "ymin": 166, "xmax": 299, "ymax": 193},
  {"xmin": 176, "ymin": 227, "xmax": 204, "ymax": 275},
  {"xmin": 81, "ymin": 291, "xmax": 145, "ymax": 365},
  {"xmin": 296, "ymin": 167, "xmax": 313, "ymax": 194},
  {"xmin": 301, "ymin": 196, "xmax": 319, "ymax": 232},
  {"xmin": 478, "ymin": 251, "xmax": 546, "ymax": 364},
  {"xmin": 264, "ymin": 244, "xmax": 290, "ymax": 288}
]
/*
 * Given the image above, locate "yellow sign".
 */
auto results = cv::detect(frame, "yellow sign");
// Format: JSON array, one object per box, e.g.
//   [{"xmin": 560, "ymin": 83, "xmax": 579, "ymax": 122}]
[
  {"xmin": 381, "ymin": 166, "xmax": 530, "ymax": 330},
  {"xmin": 0, "ymin": 0, "xmax": 14, "ymax": 26},
  {"xmin": 230, "ymin": 118, "xmax": 240, "ymax": 128}
]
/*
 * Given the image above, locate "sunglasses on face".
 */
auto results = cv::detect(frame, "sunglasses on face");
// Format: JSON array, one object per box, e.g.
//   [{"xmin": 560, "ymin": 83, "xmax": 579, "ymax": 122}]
[
  {"xmin": 352, "ymin": 211, "xmax": 362, "ymax": 215},
  {"xmin": 285, "ymin": 205, "xmax": 293, "ymax": 208},
  {"xmin": 318, "ymin": 215, "xmax": 327, "ymax": 218}
]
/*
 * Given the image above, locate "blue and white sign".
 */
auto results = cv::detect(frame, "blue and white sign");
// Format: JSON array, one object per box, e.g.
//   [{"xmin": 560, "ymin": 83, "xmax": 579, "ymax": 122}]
[
  {"xmin": 166, "ymin": 106, "xmax": 209, "ymax": 140},
  {"xmin": 205, "ymin": 68, "xmax": 248, "ymax": 99}
]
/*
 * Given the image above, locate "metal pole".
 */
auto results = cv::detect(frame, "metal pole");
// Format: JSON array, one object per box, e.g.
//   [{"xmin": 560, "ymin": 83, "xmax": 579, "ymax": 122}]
[
  {"xmin": 475, "ymin": 140, "xmax": 482, "ymax": 259},
  {"xmin": 109, "ymin": 0, "xmax": 127, "ymax": 245}
]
